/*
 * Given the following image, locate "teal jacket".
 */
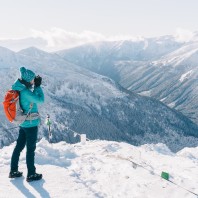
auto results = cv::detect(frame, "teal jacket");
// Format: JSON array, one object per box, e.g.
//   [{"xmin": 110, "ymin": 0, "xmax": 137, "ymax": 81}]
[{"xmin": 12, "ymin": 79, "xmax": 44, "ymax": 128}]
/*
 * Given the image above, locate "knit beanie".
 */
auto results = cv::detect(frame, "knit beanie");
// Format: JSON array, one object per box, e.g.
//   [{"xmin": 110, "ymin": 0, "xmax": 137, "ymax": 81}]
[{"xmin": 20, "ymin": 67, "xmax": 35, "ymax": 82}]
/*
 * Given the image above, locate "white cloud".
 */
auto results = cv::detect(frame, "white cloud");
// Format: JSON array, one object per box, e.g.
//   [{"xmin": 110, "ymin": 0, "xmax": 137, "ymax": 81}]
[
  {"xmin": 0, "ymin": 28, "xmax": 143, "ymax": 52},
  {"xmin": 108, "ymin": 35, "xmax": 144, "ymax": 42},
  {"xmin": 31, "ymin": 28, "xmax": 146, "ymax": 51},
  {"xmin": 31, "ymin": 28, "xmax": 106, "ymax": 51},
  {"xmin": 2, "ymin": 27, "xmax": 197, "ymax": 52},
  {"xmin": 174, "ymin": 28, "xmax": 195, "ymax": 42}
]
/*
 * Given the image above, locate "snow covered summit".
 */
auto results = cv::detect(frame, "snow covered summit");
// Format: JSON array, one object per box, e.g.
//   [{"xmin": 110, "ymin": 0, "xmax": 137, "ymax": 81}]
[{"xmin": 0, "ymin": 139, "xmax": 198, "ymax": 198}]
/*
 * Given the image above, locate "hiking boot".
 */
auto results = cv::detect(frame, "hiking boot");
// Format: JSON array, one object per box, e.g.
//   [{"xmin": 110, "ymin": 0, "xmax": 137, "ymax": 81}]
[
  {"xmin": 9, "ymin": 171, "xmax": 23, "ymax": 178},
  {"xmin": 26, "ymin": 173, "xmax": 42, "ymax": 182}
]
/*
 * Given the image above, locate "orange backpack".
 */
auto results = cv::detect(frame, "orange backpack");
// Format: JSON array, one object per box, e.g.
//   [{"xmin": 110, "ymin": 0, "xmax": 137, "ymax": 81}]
[{"xmin": 2, "ymin": 90, "xmax": 26, "ymax": 124}]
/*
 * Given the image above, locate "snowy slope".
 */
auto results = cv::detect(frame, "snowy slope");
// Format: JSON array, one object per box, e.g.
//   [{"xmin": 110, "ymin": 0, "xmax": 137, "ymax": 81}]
[
  {"xmin": 152, "ymin": 42, "xmax": 198, "ymax": 67},
  {"xmin": 57, "ymin": 38, "xmax": 198, "ymax": 125},
  {"xmin": 0, "ymin": 47, "xmax": 198, "ymax": 152},
  {"xmin": 0, "ymin": 139, "xmax": 198, "ymax": 198}
]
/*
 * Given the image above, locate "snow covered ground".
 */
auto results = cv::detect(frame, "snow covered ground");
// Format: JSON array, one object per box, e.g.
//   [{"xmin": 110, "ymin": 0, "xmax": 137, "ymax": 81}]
[{"xmin": 0, "ymin": 139, "xmax": 198, "ymax": 198}]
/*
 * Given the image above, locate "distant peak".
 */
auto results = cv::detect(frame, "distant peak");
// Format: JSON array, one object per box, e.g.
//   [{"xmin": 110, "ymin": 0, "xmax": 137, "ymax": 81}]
[
  {"xmin": 0, "ymin": 45, "xmax": 15, "ymax": 53},
  {"xmin": 17, "ymin": 46, "xmax": 49, "ymax": 57}
]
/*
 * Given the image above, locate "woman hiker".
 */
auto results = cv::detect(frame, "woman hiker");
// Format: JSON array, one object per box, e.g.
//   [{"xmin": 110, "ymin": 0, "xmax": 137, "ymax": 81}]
[{"xmin": 9, "ymin": 67, "xmax": 44, "ymax": 182}]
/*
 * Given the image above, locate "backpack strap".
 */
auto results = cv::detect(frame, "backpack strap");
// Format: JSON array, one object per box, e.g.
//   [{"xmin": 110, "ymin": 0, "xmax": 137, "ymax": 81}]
[{"xmin": 19, "ymin": 92, "xmax": 38, "ymax": 123}]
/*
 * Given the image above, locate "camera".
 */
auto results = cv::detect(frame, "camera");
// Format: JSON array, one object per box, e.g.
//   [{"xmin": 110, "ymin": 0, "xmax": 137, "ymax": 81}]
[
  {"xmin": 34, "ymin": 75, "xmax": 42, "ymax": 87},
  {"xmin": 34, "ymin": 75, "xmax": 41, "ymax": 80}
]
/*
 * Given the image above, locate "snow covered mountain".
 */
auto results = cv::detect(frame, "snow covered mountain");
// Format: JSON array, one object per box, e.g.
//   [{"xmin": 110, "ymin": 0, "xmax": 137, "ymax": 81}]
[
  {"xmin": 57, "ymin": 36, "xmax": 198, "ymax": 125},
  {"xmin": 0, "ymin": 37, "xmax": 48, "ymax": 52},
  {"xmin": 0, "ymin": 46, "xmax": 198, "ymax": 152},
  {"xmin": 1, "ymin": 139, "xmax": 198, "ymax": 198}
]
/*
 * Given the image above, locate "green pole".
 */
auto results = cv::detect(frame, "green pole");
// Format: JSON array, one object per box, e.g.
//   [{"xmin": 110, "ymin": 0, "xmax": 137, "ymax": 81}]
[{"xmin": 46, "ymin": 114, "xmax": 52, "ymax": 143}]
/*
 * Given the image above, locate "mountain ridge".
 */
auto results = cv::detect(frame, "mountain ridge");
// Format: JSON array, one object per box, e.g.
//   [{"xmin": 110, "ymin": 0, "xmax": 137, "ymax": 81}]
[
  {"xmin": 0, "ymin": 46, "xmax": 198, "ymax": 152},
  {"xmin": 56, "ymin": 38, "xmax": 198, "ymax": 125}
]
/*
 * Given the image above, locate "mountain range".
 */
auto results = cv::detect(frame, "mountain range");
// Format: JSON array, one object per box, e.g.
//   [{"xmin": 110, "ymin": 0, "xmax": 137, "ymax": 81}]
[
  {"xmin": 56, "ymin": 35, "xmax": 198, "ymax": 125},
  {"xmin": 0, "ymin": 45, "xmax": 198, "ymax": 152}
]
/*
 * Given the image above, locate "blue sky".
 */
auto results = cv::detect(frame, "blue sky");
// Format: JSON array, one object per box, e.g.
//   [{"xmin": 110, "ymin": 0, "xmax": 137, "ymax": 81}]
[{"xmin": 0, "ymin": 0, "xmax": 198, "ymax": 39}]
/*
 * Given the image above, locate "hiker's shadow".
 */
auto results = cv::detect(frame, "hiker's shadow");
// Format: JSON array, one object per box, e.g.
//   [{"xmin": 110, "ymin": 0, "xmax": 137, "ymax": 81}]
[
  {"xmin": 29, "ymin": 179, "xmax": 50, "ymax": 198},
  {"xmin": 10, "ymin": 177, "xmax": 50, "ymax": 198},
  {"xmin": 10, "ymin": 177, "xmax": 35, "ymax": 198}
]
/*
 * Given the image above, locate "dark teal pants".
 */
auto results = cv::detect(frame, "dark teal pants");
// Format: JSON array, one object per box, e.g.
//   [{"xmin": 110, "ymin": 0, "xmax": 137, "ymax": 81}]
[{"xmin": 11, "ymin": 126, "xmax": 38, "ymax": 176}]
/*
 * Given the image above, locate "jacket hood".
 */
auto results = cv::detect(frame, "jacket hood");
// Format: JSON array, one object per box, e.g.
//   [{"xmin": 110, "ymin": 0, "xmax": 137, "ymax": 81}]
[{"xmin": 12, "ymin": 79, "xmax": 26, "ymax": 91}]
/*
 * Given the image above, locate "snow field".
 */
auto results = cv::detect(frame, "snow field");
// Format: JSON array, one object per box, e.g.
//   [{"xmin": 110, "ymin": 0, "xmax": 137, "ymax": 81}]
[{"xmin": 0, "ymin": 139, "xmax": 197, "ymax": 198}]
